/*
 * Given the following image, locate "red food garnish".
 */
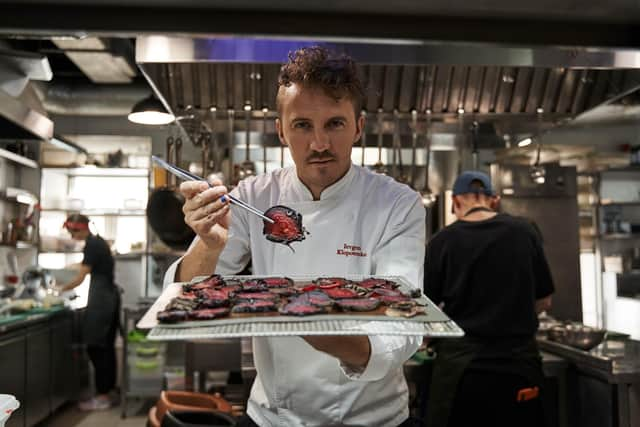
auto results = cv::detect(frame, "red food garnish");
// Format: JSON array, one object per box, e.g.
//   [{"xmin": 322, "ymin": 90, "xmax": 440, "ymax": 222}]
[
  {"xmin": 261, "ymin": 277, "xmax": 294, "ymax": 288},
  {"xmin": 359, "ymin": 278, "xmax": 397, "ymax": 289},
  {"xmin": 314, "ymin": 277, "xmax": 349, "ymax": 289},
  {"xmin": 322, "ymin": 287, "xmax": 359, "ymax": 299},
  {"xmin": 263, "ymin": 205, "xmax": 308, "ymax": 251},
  {"xmin": 188, "ymin": 308, "xmax": 230, "ymax": 320}
]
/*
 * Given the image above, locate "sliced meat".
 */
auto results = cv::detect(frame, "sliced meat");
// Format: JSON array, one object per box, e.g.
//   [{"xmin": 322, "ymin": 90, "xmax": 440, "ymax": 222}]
[
  {"xmin": 166, "ymin": 297, "xmax": 200, "ymax": 312},
  {"xmin": 373, "ymin": 294, "xmax": 411, "ymax": 304},
  {"xmin": 314, "ymin": 277, "xmax": 350, "ymax": 289},
  {"xmin": 261, "ymin": 277, "xmax": 294, "ymax": 288},
  {"xmin": 263, "ymin": 205, "xmax": 308, "ymax": 250},
  {"xmin": 195, "ymin": 289, "xmax": 230, "ymax": 308},
  {"xmin": 157, "ymin": 310, "xmax": 189, "ymax": 323},
  {"xmin": 188, "ymin": 308, "xmax": 230, "ymax": 320},
  {"xmin": 336, "ymin": 298, "xmax": 381, "ymax": 312},
  {"xmin": 233, "ymin": 292, "xmax": 280, "ymax": 302},
  {"xmin": 231, "ymin": 300, "xmax": 278, "ymax": 313},
  {"xmin": 301, "ymin": 284, "xmax": 318, "ymax": 292},
  {"xmin": 179, "ymin": 291, "xmax": 200, "ymax": 300},
  {"xmin": 183, "ymin": 274, "xmax": 225, "ymax": 291},
  {"xmin": 322, "ymin": 287, "xmax": 360, "ymax": 300},
  {"xmin": 358, "ymin": 278, "xmax": 398, "ymax": 289},
  {"xmin": 218, "ymin": 285, "xmax": 242, "ymax": 296},
  {"xmin": 268, "ymin": 287, "xmax": 300, "ymax": 297},
  {"xmin": 280, "ymin": 301, "xmax": 327, "ymax": 316},
  {"xmin": 241, "ymin": 279, "xmax": 270, "ymax": 293},
  {"xmin": 294, "ymin": 291, "xmax": 334, "ymax": 307}
]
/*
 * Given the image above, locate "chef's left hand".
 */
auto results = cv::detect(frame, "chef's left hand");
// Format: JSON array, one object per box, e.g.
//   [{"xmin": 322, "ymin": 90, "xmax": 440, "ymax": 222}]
[{"xmin": 302, "ymin": 336, "xmax": 371, "ymax": 370}]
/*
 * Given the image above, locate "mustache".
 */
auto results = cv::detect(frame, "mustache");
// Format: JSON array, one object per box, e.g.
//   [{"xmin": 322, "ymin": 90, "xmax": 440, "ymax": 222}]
[{"xmin": 306, "ymin": 151, "xmax": 335, "ymax": 162}]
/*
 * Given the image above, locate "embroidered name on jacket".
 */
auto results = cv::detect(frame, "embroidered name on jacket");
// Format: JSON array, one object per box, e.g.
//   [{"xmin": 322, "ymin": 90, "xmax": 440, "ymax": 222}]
[{"xmin": 336, "ymin": 243, "xmax": 367, "ymax": 257}]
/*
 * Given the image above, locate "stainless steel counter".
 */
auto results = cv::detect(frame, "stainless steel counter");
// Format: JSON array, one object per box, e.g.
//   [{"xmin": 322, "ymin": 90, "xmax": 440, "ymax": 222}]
[{"xmin": 538, "ymin": 338, "xmax": 640, "ymax": 383}]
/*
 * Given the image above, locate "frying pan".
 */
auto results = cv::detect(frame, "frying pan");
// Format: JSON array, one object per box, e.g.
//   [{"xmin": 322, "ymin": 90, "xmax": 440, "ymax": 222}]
[{"xmin": 146, "ymin": 134, "xmax": 195, "ymax": 250}]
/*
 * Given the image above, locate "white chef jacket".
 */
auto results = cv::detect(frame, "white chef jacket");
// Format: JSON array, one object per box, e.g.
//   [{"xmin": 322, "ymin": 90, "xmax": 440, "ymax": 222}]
[{"xmin": 164, "ymin": 164, "xmax": 426, "ymax": 427}]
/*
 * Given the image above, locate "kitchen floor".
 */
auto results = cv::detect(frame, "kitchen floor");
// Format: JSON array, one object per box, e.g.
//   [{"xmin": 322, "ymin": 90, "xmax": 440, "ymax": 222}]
[{"xmin": 42, "ymin": 400, "xmax": 150, "ymax": 427}]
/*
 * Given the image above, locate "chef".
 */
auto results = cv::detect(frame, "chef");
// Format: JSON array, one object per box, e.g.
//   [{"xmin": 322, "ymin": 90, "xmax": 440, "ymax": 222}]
[
  {"xmin": 164, "ymin": 46, "xmax": 425, "ymax": 427},
  {"xmin": 423, "ymin": 171, "xmax": 554, "ymax": 427},
  {"xmin": 58, "ymin": 214, "xmax": 119, "ymax": 411}
]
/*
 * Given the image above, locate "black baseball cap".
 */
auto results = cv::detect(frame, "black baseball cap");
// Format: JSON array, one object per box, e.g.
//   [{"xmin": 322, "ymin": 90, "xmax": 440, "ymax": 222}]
[{"xmin": 452, "ymin": 171, "xmax": 495, "ymax": 196}]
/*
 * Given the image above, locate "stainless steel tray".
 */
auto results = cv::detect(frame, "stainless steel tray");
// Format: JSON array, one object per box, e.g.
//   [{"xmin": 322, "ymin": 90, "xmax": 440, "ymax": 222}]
[{"xmin": 138, "ymin": 275, "xmax": 464, "ymax": 340}]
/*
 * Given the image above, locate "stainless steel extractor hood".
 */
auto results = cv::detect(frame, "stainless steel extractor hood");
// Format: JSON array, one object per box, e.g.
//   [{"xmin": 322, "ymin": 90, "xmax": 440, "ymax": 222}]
[
  {"xmin": 0, "ymin": 48, "xmax": 54, "ymax": 141},
  {"xmin": 0, "ymin": 88, "xmax": 53, "ymax": 141}
]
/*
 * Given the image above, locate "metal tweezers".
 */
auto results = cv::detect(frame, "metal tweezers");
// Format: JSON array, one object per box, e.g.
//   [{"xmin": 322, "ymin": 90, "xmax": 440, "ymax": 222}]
[{"xmin": 151, "ymin": 155, "xmax": 274, "ymax": 224}]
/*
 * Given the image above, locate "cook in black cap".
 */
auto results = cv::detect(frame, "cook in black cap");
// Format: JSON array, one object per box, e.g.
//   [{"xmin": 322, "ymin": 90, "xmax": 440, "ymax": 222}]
[{"xmin": 423, "ymin": 170, "xmax": 555, "ymax": 427}]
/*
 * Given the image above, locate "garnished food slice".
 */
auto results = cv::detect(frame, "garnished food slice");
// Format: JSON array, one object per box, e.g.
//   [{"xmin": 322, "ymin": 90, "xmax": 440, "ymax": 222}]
[
  {"xmin": 268, "ymin": 287, "xmax": 300, "ymax": 297},
  {"xmin": 358, "ymin": 278, "xmax": 398, "ymax": 289},
  {"xmin": 373, "ymin": 294, "xmax": 412, "ymax": 304},
  {"xmin": 157, "ymin": 310, "xmax": 189, "ymax": 323},
  {"xmin": 385, "ymin": 301, "xmax": 425, "ymax": 318},
  {"xmin": 313, "ymin": 277, "xmax": 350, "ymax": 289},
  {"xmin": 219, "ymin": 285, "xmax": 242, "ymax": 296},
  {"xmin": 241, "ymin": 279, "xmax": 270, "ymax": 292},
  {"xmin": 294, "ymin": 291, "xmax": 334, "ymax": 307},
  {"xmin": 183, "ymin": 273, "xmax": 225, "ymax": 291},
  {"xmin": 188, "ymin": 308, "xmax": 230, "ymax": 320},
  {"xmin": 231, "ymin": 300, "xmax": 278, "ymax": 313},
  {"xmin": 261, "ymin": 277, "xmax": 294, "ymax": 288},
  {"xmin": 263, "ymin": 205, "xmax": 309, "ymax": 251},
  {"xmin": 280, "ymin": 301, "xmax": 327, "ymax": 316},
  {"xmin": 335, "ymin": 298, "xmax": 381, "ymax": 312},
  {"xmin": 301, "ymin": 284, "xmax": 318, "ymax": 292},
  {"xmin": 166, "ymin": 297, "xmax": 200, "ymax": 312},
  {"xmin": 233, "ymin": 292, "xmax": 280, "ymax": 302},
  {"xmin": 322, "ymin": 287, "xmax": 359, "ymax": 300}
]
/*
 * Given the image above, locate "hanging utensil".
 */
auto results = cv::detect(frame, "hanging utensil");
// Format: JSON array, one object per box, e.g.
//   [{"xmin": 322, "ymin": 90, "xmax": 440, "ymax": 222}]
[
  {"xmin": 471, "ymin": 121, "xmax": 480, "ymax": 170},
  {"xmin": 152, "ymin": 156, "xmax": 274, "ymax": 224},
  {"xmin": 236, "ymin": 106, "xmax": 256, "ymax": 181},
  {"xmin": 208, "ymin": 108, "xmax": 219, "ymax": 173},
  {"xmin": 165, "ymin": 135, "xmax": 175, "ymax": 187},
  {"xmin": 227, "ymin": 109, "xmax": 235, "ymax": 184},
  {"xmin": 392, "ymin": 110, "xmax": 407, "ymax": 183},
  {"xmin": 421, "ymin": 112, "xmax": 436, "ymax": 208},
  {"xmin": 262, "ymin": 108, "xmax": 269, "ymax": 173},
  {"xmin": 360, "ymin": 110, "xmax": 367, "ymax": 167},
  {"xmin": 372, "ymin": 109, "xmax": 386, "ymax": 174},
  {"xmin": 410, "ymin": 110, "xmax": 418, "ymax": 188}
]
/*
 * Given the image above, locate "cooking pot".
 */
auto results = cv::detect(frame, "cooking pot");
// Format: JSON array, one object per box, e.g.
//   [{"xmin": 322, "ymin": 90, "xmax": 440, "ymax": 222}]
[{"xmin": 146, "ymin": 188, "xmax": 195, "ymax": 251}]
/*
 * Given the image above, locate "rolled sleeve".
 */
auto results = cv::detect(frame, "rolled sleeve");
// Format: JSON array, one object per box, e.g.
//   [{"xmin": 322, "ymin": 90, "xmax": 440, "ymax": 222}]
[{"xmin": 340, "ymin": 334, "xmax": 421, "ymax": 382}]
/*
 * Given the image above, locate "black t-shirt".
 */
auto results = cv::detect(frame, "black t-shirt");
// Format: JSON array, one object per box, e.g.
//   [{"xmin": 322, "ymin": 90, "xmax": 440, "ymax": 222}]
[
  {"xmin": 424, "ymin": 213, "xmax": 554, "ymax": 339},
  {"xmin": 82, "ymin": 234, "xmax": 115, "ymax": 283}
]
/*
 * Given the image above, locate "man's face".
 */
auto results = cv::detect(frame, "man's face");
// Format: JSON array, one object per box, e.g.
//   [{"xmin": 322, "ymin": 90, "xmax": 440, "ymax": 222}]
[{"xmin": 276, "ymin": 84, "xmax": 363, "ymax": 198}]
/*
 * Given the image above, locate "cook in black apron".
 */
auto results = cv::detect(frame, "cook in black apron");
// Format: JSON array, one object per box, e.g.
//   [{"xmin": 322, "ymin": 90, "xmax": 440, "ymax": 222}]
[
  {"xmin": 423, "ymin": 171, "xmax": 554, "ymax": 427},
  {"xmin": 59, "ymin": 214, "xmax": 120, "ymax": 411}
]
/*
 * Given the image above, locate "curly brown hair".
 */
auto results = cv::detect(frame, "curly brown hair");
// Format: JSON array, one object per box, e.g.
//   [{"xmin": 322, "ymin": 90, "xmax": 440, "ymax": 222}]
[{"xmin": 276, "ymin": 46, "xmax": 364, "ymax": 116}]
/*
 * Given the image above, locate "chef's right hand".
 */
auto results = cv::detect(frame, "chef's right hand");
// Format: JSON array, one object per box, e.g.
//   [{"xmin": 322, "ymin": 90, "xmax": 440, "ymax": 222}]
[{"xmin": 180, "ymin": 178, "xmax": 231, "ymax": 249}]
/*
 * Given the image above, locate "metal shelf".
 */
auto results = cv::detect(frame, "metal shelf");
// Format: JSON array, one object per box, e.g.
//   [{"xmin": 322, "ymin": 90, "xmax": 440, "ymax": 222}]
[
  {"xmin": 40, "ymin": 208, "xmax": 146, "ymax": 217},
  {"xmin": 0, "ymin": 147, "xmax": 38, "ymax": 168},
  {"xmin": 598, "ymin": 233, "xmax": 640, "ymax": 240},
  {"xmin": 599, "ymin": 202, "xmax": 640, "ymax": 207},
  {"xmin": 0, "ymin": 241, "xmax": 37, "ymax": 249}
]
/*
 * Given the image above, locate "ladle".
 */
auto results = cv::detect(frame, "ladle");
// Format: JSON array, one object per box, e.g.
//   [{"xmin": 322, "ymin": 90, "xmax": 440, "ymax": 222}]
[
  {"xmin": 421, "ymin": 112, "xmax": 436, "ymax": 208},
  {"xmin": 372, "ymin": 109, "xmax": 387, "ymax": 174}
]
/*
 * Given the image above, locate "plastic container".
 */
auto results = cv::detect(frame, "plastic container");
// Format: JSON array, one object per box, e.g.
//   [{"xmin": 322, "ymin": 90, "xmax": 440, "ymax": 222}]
[{"xmin": 0, "ymin": 395, "xmax": 20, "ymax": 427}]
